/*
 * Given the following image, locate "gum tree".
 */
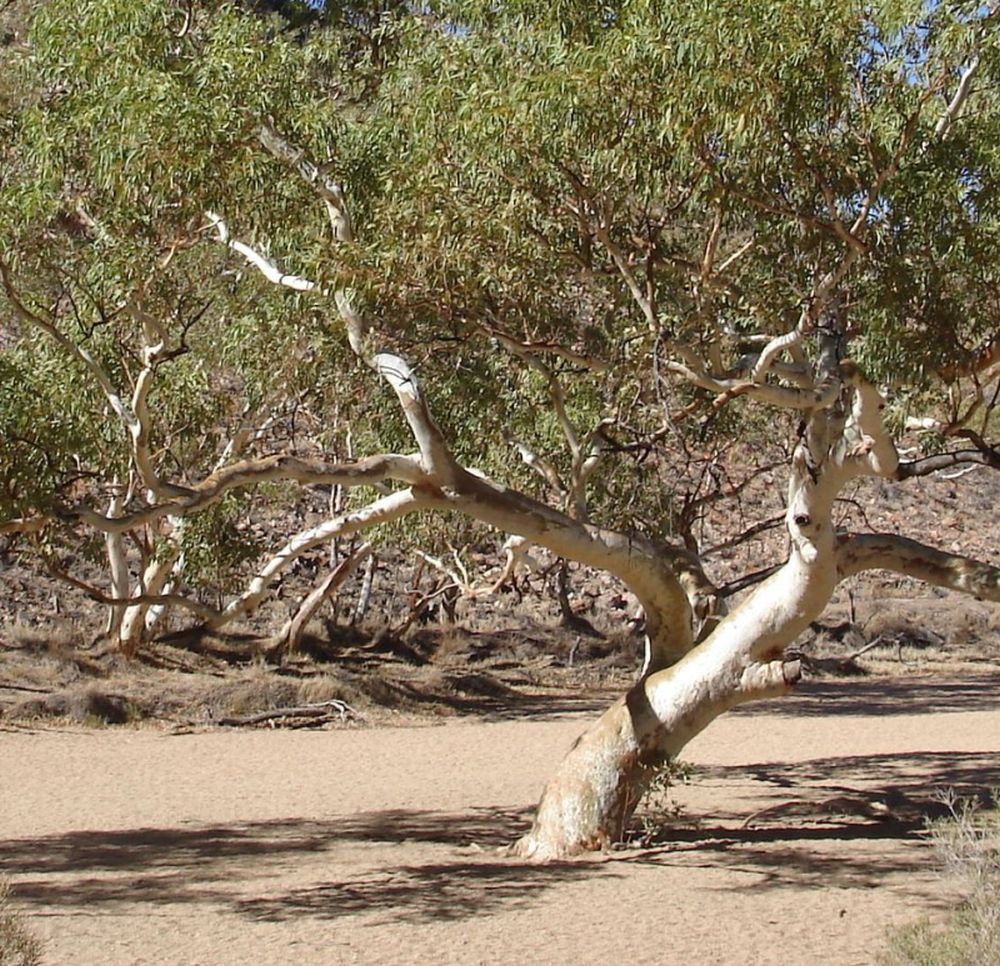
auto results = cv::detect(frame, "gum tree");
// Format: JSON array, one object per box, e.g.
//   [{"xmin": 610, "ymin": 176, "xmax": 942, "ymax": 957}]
[{"xmin": 2, "ymin": 0, "xmax": 999, "ymax": 856}]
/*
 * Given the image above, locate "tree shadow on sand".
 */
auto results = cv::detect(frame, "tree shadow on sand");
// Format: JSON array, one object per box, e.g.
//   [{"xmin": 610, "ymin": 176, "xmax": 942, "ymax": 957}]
[
  {"xmin": 0, "ymin": 806, "xmax": 605, "ymax": 920},
  {"xmin": 235, "ymin": 858, "xmax": 611, "ymax": 924},
  {"xmin": 734, "ymin": 673, "xmax": 1000, "ymax": 717},
  {"xmin": 2, "ymin": 749, "xmax": 996, "ymax": 922},
  {"xmin": 630, "ymin": 748, "xmax": 1000, "ymax": 892},
  {"xmin": 0, "ymin": 806, "xmax": 533, "ymax": 879}
]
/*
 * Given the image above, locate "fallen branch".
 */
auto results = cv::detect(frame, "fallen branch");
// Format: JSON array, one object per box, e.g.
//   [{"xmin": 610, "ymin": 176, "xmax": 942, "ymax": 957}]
[
  {"xmin": 217, "ymin": 699, "xmax": 363, "ymax": 727},
  {"xmin": 741, "ymin": 793, "xmax": 893, "ymax": 829}
]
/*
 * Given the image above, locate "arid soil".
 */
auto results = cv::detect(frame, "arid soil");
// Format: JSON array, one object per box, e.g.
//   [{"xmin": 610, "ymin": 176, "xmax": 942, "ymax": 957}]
[{"xmin": 2, "ymin": 674, "xmax": 999, "ymax": 966}]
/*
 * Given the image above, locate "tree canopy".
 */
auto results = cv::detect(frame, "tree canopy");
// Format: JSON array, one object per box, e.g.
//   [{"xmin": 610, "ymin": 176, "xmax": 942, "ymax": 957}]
[{"xmin": 3, "ymin": 0, "xmax": 996, "ymax": 516}]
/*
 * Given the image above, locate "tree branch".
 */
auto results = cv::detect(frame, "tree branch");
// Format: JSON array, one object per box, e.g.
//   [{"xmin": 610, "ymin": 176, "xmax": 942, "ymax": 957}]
[
  {"xmin": 42, "ymin": 555, "xmax": 222, "ymax": 623},
  {"xmin": 421, "ymin": 467, "xmax": 706, "ymax": 667},
  {"xmin": 209, "ymin": 487, "xmax": 433, "ymax": 628},
  {"xmin": 65, "ymin": 453, "xmax": 425, "ymax": 533},
  {"xmin": 896, "ymin": 447, "xmax": 1000, "ymax": 479},
  {"xmin": 837, "ymin": 534, "xmax": 1000, "ymax": 601},
  {"xmin": 1, "ymin": 257, "xmax": 192, "ymax": 499},
  {"xmin": 205, "ymin": 212, "xmax": 318, "ymax": 292},
  {"xmin": 935, "ymin": 57, "xmax": 980, "ymax": 139},
  {"xmin": 276, "ymin": 542, "xmax": 373, "ymax": 653}
]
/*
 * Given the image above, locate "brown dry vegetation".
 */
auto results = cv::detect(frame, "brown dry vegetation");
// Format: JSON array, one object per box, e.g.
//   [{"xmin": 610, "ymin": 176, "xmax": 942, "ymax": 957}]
[{"xmin": 2, "ymin": 459, "xmax": 997, "ymax": 730}]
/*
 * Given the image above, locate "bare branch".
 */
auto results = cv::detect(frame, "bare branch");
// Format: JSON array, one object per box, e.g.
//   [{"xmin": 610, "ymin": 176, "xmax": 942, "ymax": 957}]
[
  {"xmin": 258, "ymin": 122, "xmax": 354, "ymax": 241},
  {"xmin": 42, "ymin": 555, "xmax": 222, "ymax": 623},
  {"xmin": 67, "ymin": 453, "xmax": 424, "ymax": 534},
  {"xmin": 702, "ymin": 514, "xmax": 786, "ymax": 557},
  {"xmin": 594, "ymin": 223, "xmax": 658, "ymax": 331},
  {"xmin": 423, "ymin": 466, "xmax": 703, "ymax": 667},
  {"xmin": 373, "ymin": 353, "xmax": 457, "ymax": 481},
  {"xmin": 896, "ymin": 448, "xmax": 999, "ymax": 479},
  {"xmin": 218, "ymin": 132, "xmax": 457, "ymax": 478},
  {"xmin": 835, "ymin": 363, "xmax": 899, "ymax": 479},
  {"xmin": 837, "ymin": 534, "xmax": 1000, "ymax": 601},
  {"xmin": 935, "ymin": 57, "xmax": 980, "ymax": 138},
  {"xmin": 480, "ymin": 323, "xmax": 610, "ymax": 372},
  {"xmin": 506, "ymin": 434, "xmax": 565, "ymax": 492},
  {"xmin": 123, "ymin": 299, "xmax": 192, "ymax": 499},
  {"xmin": 716, "ymin": 563, "xmax": 783, "ymax": 598},
  {"xmin": 276, "ymin": 542, "xmax": 373, "ymax": 653},
  {"xmin": 210, "ymin": 487, "xmax": 433, "ymax": 628},
  {"xmin": 663, "ymin": 357, "xmax": 841, "ymax": 411},
  {"xmin": 205, "ymin": 212, "xmax": 318, "ymax": 292},
  {"xmin": 715, "ymin": 236, "xmax": 755, "ymax": 275},
  {"xmin": 218, "ymin": 700, "xmax": 363, "ymax": 727}
]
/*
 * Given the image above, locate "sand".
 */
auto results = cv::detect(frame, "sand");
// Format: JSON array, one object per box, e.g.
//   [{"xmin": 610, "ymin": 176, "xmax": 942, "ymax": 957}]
[{"xmin": 2, "ymin": 674, "xmax": 998, "ymax": 966}]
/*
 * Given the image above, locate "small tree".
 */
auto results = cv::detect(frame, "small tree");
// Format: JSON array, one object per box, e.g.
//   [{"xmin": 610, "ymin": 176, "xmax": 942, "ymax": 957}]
[{"xmin": 1, "ymin": 0, "xmax": 998, "ymax": 856}]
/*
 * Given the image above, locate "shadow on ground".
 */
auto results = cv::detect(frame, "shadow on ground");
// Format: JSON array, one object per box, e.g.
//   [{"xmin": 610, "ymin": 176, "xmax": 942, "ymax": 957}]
[
  {"xmin": 735, "ymin": 673, "xmax": 1000, "ymax": 717},
  {"xmin": 0, "ymin": 806, "xmax": 531, "ymax": 879},
  {"xmin": 1, "ymin": 806, "xmax": 587, "ymax": 920},
  {"xmin": 4, "ymin": 747, "xmax": 997, "ymax": 922},
  {"xmin": 628, "ymin": 748, "xmax": 1000, "ymax": 892},
  {"xmin": 236, "ymin": 858, "xmax": 609, "ymax": 923}
]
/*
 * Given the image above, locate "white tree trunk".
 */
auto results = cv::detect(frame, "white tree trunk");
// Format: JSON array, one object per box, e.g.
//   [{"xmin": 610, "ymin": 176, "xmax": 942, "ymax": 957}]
[
  {"xmin": 276, "ymin": 543, "xmax": 372, "ymax": 654},
  {"xmin": 103, "ymin": 484, "xmax": 130, "ymax": 641},
  {"xmin": 118, "ymin": 542, "xmax": 182, "ymax": 653},
  {"xmin": 513, "ymin": 529, "xmax": 833, "ymax": 859}
]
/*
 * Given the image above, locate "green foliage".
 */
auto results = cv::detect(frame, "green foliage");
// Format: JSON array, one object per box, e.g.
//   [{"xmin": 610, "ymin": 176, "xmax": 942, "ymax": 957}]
[
  {"xmin": 1, "ymin": 0, "xmax": 997, "ymax": 619},
  {"xmin": 0, "ymin": 337, "xmax": 128, "ymax": 517},
  {"xmin": 179, "ymin": 492, "xmax": 268, "ymax": 594},
  {"xmin": 632, "ymin": 757, "xmax": 694, "ymax": 841}
]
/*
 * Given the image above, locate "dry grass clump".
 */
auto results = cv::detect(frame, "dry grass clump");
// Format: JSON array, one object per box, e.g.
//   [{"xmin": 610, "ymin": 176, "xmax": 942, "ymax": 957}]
[
  {"xmin": 884, "ymin": 792, "xmax": 1000, "ymax": 966},
  {"xmin": 297, "ymin": 674, "xmax": 365, "ymax": 707},
  {"xmin": 0, "ymin": 878, "xmax": 42, "ymax": 966},
  {"xmin": 202, "ymin": 673, "xmax": 301, "ymax": 718},
  {"xmin": 8, "ymin": 685, "xmax": 135, "ymax": 725}
]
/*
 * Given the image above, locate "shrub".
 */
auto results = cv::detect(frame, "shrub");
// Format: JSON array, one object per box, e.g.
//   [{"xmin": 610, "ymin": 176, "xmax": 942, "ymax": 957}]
[
  {"xmin": 0, "ymin": 877, "xmax": 42, "ymax": 966},
  {"xmin": 884, "ymin": 792, "xmax": 1000, "ymax": 966}
]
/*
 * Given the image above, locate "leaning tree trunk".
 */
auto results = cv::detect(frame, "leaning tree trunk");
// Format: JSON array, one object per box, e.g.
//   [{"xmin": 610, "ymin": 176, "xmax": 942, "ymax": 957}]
[
  {"xmin": 512, "ymin": 528, "xmax": 836, "ymax": 859},
  {"xmin": 511, "ymin": 352, "xmax": 907, "ymax": 859}
]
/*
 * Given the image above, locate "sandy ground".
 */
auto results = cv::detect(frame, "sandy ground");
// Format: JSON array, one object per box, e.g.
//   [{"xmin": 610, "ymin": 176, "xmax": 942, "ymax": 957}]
[{"xmin": 2, "ymin": 674, "xmax": 998, "ymax": 966}]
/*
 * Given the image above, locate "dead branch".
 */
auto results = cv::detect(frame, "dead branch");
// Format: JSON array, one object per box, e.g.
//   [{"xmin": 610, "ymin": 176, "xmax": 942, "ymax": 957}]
[
  {"xmin": 217, "ymin": 699, "xmax": 363, "ymax": 727},
  {"xmin": 896, "ymin": 446, "xmax": 1000, "ymax": 480},
  {"xmin": 274, "ymin": 542, "xmax": 373, "ymax": 655}
]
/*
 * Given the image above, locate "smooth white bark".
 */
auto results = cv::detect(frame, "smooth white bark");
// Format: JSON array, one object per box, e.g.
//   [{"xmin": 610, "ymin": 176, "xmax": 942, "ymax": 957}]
[
  {"xmin": 277, "ymin": 542, "xmax": 373, "ymax": 652},
  {"xmin": 103, "ymin": 484, "xmax": 130, "ymax": 638},
  {"xmin": 208, "ymin": 488, "xmax": 429, "ymax": 629},
  {"xmin": 837, "ymin": 534, "xmax": 1000, "ymax": 601}
]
